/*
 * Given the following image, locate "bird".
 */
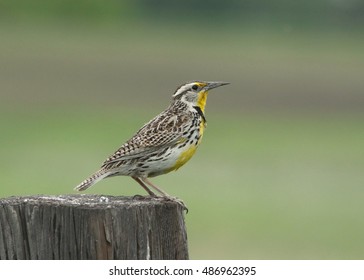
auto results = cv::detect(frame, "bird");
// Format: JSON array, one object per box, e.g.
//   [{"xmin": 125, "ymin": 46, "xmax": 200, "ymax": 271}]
[{"xmin": 74, "ymin": 81, "xmax": 229, "ymax": 201}]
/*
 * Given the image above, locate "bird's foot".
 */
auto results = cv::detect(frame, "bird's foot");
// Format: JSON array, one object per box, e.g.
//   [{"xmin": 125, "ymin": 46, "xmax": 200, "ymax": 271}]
[
  {"xmin": 133, "ymin": 193, "xmax": 159, "ymax": 200},
  {"xmin": 161, "ymin": 195, "xmax": 188, "ymax": 213},
  {"xmin": 132, "ymin": 194, "xmax": 156, "ymax": 200},
  {"xmin": 132, "ymin": 194, "xmax": 188, "ymax": 212},
  {"xmin": 132, "ymin": 194, "xmax": 145, "ymax": 200}
]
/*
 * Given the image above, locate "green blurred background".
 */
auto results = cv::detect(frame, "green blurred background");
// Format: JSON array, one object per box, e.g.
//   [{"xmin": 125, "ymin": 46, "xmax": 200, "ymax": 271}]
[{"xmin": 1, "ymin": 0, "xmax": 364, "ymax": 259}]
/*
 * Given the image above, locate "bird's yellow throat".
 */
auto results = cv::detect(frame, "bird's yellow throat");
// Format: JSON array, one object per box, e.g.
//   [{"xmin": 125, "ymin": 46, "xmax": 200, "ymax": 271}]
[{"xmin": 197, "ymin": 91, "xmax": 208, "ymax": 113}]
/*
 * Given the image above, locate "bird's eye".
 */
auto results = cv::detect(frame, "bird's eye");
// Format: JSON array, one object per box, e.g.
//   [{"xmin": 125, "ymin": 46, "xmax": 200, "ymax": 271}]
[{"xmin": 192, "ymin": 85, "xmax": 198, "ymax": 90}]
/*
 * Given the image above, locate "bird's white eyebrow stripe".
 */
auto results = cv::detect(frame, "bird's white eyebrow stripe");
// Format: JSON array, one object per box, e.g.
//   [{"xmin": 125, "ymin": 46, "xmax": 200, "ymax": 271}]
[{"xmin": 173, "ymin": 83, "xmax": 195, "ymax": 97}]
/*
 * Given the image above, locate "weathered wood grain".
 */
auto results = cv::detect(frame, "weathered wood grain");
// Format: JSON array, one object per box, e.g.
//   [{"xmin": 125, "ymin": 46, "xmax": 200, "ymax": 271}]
[{"xmin": 0, "ymin": 195, "xmax": 188, "ymax": 260}]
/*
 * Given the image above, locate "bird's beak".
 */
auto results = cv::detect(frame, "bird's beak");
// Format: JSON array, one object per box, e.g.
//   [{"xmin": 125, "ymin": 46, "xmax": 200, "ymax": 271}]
[{"xmin": 204, "ymin": 81, "xmax": 230, "ymax": 91}]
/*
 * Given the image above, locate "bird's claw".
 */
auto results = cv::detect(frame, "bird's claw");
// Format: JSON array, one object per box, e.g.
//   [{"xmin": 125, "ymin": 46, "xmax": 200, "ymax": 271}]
[
  {"xmin": 161, "ymin": 196, "xmax": 188, "ymax": 213},
  {"xmin": 132, "ymin": 194, "xmax": 188, "ymax": 213}
]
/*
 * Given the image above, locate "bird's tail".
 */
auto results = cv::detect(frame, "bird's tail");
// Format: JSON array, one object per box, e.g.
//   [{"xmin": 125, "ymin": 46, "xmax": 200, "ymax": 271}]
[{"xmin": 74, "ymin": 169, "xmax": 110, "ymax": 191}]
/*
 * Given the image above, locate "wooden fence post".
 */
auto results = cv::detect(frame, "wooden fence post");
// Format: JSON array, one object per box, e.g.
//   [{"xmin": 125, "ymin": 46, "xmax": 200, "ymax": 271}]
[{"xmin": 0, "ymin": 195, "xmax": 188, "ymax": 260}]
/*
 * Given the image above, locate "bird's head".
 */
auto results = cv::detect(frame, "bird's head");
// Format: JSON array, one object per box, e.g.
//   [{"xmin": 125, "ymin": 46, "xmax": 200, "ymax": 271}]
[{"xmin": 172, "ymin": 81, "xmax": 229, "ymax": 113}]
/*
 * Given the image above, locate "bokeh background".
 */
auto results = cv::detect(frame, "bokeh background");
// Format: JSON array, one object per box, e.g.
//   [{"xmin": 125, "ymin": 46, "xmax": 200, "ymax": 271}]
[{"xmin": 1, "ymin": 0, "xmax": 364, "ymax": 259}]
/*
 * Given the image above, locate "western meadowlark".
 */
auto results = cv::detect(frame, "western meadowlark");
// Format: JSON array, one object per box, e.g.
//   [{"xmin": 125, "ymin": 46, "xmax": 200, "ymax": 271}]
[{"xmin": 75, "ymin": 81, "xmax": 229, "ymax": 201}]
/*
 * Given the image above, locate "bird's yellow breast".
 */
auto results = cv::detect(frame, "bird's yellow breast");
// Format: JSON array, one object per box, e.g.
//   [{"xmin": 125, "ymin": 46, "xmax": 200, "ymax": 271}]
[{"xmin": 172, "ymin": 145, "xmax": 197, "ymax": 171}]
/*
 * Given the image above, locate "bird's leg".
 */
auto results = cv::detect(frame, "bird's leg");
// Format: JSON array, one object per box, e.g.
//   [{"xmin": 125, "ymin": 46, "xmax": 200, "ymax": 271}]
[
  {"xmin": 142, "ymin": 178, "xmax": 188, "ymax": 212},
  {"xmin": 142, "ymin": 177, "xmax": 170, "ymax": 197},
  {"xmin": 132, "ymin": 176, "xmax": 157, "ymax": 197}
]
